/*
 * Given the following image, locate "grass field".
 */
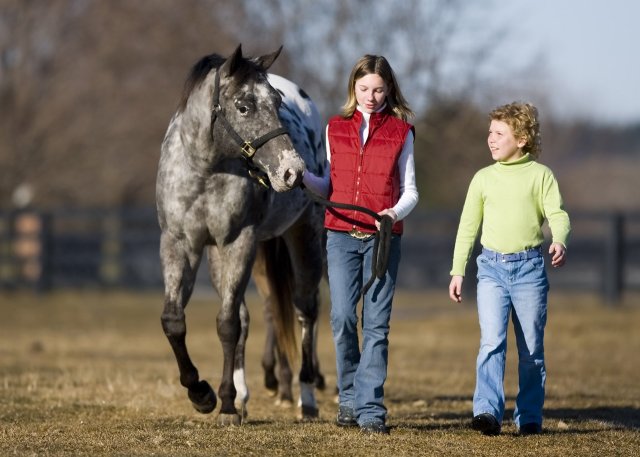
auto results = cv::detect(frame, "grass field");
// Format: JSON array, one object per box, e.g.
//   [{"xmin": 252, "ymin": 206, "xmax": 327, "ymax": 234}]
[{"xmin": 1, "ymin": 289, "xmax": 639, "ymax": 456}]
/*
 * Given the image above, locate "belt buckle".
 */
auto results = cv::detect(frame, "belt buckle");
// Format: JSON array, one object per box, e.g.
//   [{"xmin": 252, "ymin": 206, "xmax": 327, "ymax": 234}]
[{"xmin": 349, "ymin": 228, "xmax": 372, "ymax": 240}]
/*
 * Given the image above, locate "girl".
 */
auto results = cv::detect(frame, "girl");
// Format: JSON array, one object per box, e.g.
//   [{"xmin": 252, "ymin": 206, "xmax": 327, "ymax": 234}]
[
  {"xmin": 449, "ymin": 102, "xmax": 570, "ymax": 435},
  {"xmin": 303, "ymin": 54, "xmax": 418, "ymax": 434}
]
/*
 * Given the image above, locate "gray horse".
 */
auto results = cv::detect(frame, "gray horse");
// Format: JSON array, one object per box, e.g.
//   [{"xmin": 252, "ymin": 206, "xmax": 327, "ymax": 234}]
[{"xmin": 156, "ymin": 45, "xmax": 325, "ymax": 425}]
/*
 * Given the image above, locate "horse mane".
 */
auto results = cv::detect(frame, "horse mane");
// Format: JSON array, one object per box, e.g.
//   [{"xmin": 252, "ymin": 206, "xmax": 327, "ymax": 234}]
[{"xmin": 177, "ymin": 52, "xmax": 263, "ymax": 113}]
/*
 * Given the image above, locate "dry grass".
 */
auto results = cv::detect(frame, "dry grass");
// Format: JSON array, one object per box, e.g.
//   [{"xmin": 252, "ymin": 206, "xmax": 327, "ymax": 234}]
[{"xmin": 1, "ymin": 289, "xmax": 639, "ymax": 456}]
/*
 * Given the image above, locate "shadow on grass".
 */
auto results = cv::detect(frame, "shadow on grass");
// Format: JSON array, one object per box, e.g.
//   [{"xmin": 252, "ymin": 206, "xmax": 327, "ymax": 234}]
[
  {"xmin": 394, "ymin": 404, "xmax": 640, "ymax": 433},
  {"xmin": 545, "ymin": 406, "xmax": 640, "ymax": 430}
]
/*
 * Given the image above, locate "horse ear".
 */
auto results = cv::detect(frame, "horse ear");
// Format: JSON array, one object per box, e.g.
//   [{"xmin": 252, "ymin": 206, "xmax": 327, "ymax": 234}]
[
  {"xmin": 255, "ymin": 45, "xmax": 283, "ymax": 71},
  {"xmin": 220, "ymin": 44, "xmax": 243, "ymax": 77}
]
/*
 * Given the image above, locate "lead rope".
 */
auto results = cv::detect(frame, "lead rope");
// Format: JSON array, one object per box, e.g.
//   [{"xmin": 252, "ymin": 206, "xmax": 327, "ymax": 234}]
[{"xmin": 301, "ymin": 185, "xmax": 393, "ymax": 296}]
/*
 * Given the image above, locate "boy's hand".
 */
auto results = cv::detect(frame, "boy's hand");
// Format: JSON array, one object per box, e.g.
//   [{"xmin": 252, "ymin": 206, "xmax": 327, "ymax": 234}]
[
  {"xmin": 549, "ymin": 242, "xmax": 567, "ymax": 267},
  {"xmin": 449, "ymin": 275, "xmax": 464, "ymax": 303}
]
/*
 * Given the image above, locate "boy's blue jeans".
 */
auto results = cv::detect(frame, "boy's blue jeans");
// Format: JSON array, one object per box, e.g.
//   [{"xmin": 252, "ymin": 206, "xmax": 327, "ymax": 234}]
[
  {"xmin": 474, "ymin": 248, "xmax": 549, "ymax": 428},
  {"xmin": 326, "ymin": 230, "xmax": 401, "ymax": 426}
]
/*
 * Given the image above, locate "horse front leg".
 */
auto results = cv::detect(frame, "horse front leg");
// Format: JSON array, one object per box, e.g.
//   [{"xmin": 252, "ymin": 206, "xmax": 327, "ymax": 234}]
[
  {"xmin": 159, "ymin": 233, "xmax": 216, "ymax": 414},
  {"xmin": 216, "ymin": 231, "xmax": 257, "ymax": 426},
  {"xmin": 207, "ymin": 245, "xmax": 250, "ymax": 421},
  {"xmin": 233, "ymin": 299, "xmax": 250, "ymax": 419}
]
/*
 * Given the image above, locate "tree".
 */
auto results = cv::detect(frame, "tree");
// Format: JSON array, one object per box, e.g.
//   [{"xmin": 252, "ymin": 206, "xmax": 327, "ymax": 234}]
[
  {"xmin": 0, "ymin": 0, "xmax": 237, "ymax": 208},
  {"xmin": 230, "ymin": 0, "xmax": 528, "ymax": 208},
  {"xmin": 0, "ymin": 0, "xmax": 540, "ymax": 210}
]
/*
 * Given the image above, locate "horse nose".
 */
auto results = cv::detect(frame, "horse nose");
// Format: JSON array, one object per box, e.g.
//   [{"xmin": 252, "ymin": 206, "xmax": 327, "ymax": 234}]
[{"xmin": 284, "ymin": 167, "xmax": 303, "ymax": 188}]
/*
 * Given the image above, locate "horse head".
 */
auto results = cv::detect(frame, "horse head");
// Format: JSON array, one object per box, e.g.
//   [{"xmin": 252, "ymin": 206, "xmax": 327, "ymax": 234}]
[{"xmin": 201, "ymin": 45, "xmax": 305, "ymax": 192}]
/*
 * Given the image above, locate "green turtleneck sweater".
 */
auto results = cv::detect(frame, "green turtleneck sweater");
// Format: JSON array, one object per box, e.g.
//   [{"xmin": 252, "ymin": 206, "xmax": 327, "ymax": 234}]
[{"xmin": 450, "ymin": 154, "xmax": 571, "ymax": 276}]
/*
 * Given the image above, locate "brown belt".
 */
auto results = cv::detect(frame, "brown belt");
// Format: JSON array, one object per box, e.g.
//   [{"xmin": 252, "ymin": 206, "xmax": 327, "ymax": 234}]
[{"xmin": 348, "ymin": 228, "xmax": 374, "ymax": 240}]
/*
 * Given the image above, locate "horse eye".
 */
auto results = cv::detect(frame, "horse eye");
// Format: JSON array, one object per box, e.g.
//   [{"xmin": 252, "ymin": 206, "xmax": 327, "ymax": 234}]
[{"xmin": 238, "ymin": 105, "xmax": 249, "ymax": 115}]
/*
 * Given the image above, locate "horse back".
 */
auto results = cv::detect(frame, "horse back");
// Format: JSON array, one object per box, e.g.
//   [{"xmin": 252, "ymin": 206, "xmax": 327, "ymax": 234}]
[{"xmin": 267, "ymin": 74, "xmax": 326, "ymax": 176}]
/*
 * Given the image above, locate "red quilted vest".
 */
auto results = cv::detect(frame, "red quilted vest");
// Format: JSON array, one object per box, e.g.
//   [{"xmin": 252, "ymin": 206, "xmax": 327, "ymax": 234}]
[{"xmin": 325, "ymin": 109, "xmax": 413, "ymax": 235}]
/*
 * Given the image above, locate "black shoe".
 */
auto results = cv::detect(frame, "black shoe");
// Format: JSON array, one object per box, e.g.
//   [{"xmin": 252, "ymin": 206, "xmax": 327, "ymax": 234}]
[
  {"xmin": 336, "ymin": 406, "xmax": 358, "ymax": 427},
  {"xmin": 518, "ymin": 423, "xmax": 542, "ymax": 435},
  {"xmin": 360, "ymin": 421, "xmax": 390, "ymax": 435},
  {"xmin": 471, "ymin": 413, "xmax": 501, "ymax": 436}
]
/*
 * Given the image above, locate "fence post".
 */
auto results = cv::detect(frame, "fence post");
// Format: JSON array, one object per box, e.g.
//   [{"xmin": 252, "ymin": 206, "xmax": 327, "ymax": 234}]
[
  {"xmin": 11, "ymin": 210, "xmax": 52, "ymax": 292},
  {"xmin": 603, "ymin": 212, "xmax": 624, "ymax": 305},
  {"xmin": 100, "ymin": 209, "xmax": 122, "ymax": 287},
  {"xmin": 37, "ymin": 212, "xmax": 52, "ymax": 291},
  {"xmin": 0, "ymin": 214, "xmax": 14, "ymax": 288}
]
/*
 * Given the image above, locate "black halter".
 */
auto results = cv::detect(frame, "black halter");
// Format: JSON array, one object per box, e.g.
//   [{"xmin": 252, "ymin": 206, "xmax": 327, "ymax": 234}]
[{"xmin": 209, "ymin": 69, "xmax": 289, "ymax": 187}]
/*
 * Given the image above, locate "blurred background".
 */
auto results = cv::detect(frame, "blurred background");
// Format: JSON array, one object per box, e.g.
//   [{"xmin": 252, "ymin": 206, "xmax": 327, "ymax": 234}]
[{"xmin": 0, "ymin": 0, "xmax": 638, "ymax": 302}]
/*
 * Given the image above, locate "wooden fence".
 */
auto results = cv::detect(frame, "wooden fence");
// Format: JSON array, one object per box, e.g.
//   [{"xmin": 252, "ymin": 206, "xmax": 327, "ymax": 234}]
[{"xmin": 0, "ymin": 207, "xmax": 638, "ymax": 304}]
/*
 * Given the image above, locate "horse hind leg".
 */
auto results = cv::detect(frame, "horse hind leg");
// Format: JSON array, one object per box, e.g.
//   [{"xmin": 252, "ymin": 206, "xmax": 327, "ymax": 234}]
[
  {"xmin": 260, "ymin": 233, "xmax": 321, "ymax": 420},
  {"xmin": 261, "ymin": 310, "xmax": 279, "ymax": 396},
  {"xmin": 282, "ymin": 216, "xmax": 325, "ymax": 421},
  {"xmin": 160, "ymin": 235, "xmax": 216, "ymax": 414},
  {"xmin": 295, "ymin": 300, "xmax": 320, "ymax": 420},
  {"xmin": 312, "ymin": 314, "xmax": 326, "ymax": 391},
  {"xmin": 253, "ymin": 248, "xmax": 278, "ymax": 396},
  {"xmin": 254, "ymin": 242, "xmax": 295, "ymax": 406}
]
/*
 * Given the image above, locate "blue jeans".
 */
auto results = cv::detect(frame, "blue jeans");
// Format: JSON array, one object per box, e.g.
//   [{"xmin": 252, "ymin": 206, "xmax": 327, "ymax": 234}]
[
  {"xmin": 326, "ymin": 230, "xmax": 401, "ymax": 426},
  {"xmin": 474, "ymin": 248, "xmax": 549, "ymax": 427}
]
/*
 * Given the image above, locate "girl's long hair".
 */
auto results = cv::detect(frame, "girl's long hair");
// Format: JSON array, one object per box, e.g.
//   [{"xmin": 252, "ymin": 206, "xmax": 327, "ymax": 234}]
[{"xmin": 340, "ymin": 55, "xmax": 414, "ymax": 121}]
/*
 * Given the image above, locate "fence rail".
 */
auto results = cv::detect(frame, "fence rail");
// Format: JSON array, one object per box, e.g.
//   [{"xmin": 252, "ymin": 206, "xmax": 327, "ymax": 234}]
[{"xmin": 1, "ymin": 207, "xmax": 638, "ymax": 304}]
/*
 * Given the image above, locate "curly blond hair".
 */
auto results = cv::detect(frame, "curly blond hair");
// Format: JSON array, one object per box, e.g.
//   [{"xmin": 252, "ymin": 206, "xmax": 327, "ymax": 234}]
[{"xmin": 489, "ymin": 102, "xmax": 542, "ymax": 158}]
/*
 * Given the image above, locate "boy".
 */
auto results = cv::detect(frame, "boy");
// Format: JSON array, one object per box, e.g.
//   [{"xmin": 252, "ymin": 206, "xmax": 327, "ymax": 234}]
[{"xmin": 449, "ymin": 102, "xmax": 570, "ymax": 435}]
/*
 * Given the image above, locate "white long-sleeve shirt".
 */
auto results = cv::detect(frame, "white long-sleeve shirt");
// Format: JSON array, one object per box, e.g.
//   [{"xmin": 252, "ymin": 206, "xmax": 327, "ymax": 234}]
[{"xmin": 303, "ymin": 106, "xmax": 419, "ymax": 221}]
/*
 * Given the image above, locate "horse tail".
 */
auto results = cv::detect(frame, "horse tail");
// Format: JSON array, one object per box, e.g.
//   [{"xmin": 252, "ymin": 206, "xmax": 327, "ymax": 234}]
[{"xmin": 261, "ymin": 237, "xmax": 298, "ymax": 367}]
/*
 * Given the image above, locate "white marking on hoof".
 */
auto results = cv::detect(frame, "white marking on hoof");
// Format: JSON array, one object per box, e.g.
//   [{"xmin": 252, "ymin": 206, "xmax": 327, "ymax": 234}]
[
  {"xmin": 233, "ymin": 368, "xmax": 249, "ymax": 404},
  {"xmin": 298, "ymin": 381, "xmax": 317, "ymax": 410}
]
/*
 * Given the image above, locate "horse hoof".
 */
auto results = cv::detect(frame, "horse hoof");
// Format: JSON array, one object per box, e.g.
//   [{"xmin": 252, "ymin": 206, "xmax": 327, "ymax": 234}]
[
  {"xmin": 275, "ymin": 398, "xmax": 294, "ymax": 409},
  {"xmin": 234, "ymin": 402, "xmax": 248, "ymax": 420},
  {"xmin": 265, "ymin": 388, "xmax": 278, "ymax": 398},
  {"xmin": 188, "ymin": 380, "xmax": 217, "ymax": 414},
  {"xmin": 297, "ymin": 405, "xmax": 319, "ymax": 421},
  {"xmin": 264, "ymin": 372, "xmax": 279, "ymax": 393},
  {"xmin": 218, "ymin": 413, "xmax": 242, "ymax": 426}
]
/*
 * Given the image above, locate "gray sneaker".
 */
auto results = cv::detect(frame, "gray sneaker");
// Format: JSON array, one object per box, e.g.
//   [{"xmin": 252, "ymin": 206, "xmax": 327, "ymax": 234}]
[
  {"xmin": 471, "ymin": 413, "xmax": 501, "ymax": 436},
  {"xmin": 336, "ymin": 405, "xmax": 358, "ymax": 427},
  {"xmin": 518, "ymin": 423, "xmax": 542, "ymax": 435},
  {"xmin": 360, "ymin": 420, "xmax": 390, "ymax": 435}
]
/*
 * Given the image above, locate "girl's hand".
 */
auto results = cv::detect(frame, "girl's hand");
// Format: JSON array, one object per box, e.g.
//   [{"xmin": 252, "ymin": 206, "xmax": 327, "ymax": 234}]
[
  {"xmin": 301, "ymin": 168, "xmax": 315, "ymax": 188},
  {"xmin": 375, "ymin": 208, "xmax": 397, "ymax": 230},
  {"xmin": 449, "ymin": 275, "xmax": 464, "ymax": 303},
  {"xmin": 549, "ymin": 242, "xmax": 567, "ymax": 267}
]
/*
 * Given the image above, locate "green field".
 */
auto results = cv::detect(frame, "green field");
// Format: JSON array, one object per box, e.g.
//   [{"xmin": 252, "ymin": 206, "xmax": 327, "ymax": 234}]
[{"xmin": 1, "ymin": 290, "xmax": 639, "ymax": 456}]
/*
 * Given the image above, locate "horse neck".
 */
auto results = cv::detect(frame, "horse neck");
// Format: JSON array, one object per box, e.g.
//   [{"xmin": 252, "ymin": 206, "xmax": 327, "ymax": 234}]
[
  {"xmin": 182, "ymin": 85, "xmax": 213, "ymax": 139},
  {"xmin": 177, "ymin": 77, "xmax": 222, "ymax": 170}
]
